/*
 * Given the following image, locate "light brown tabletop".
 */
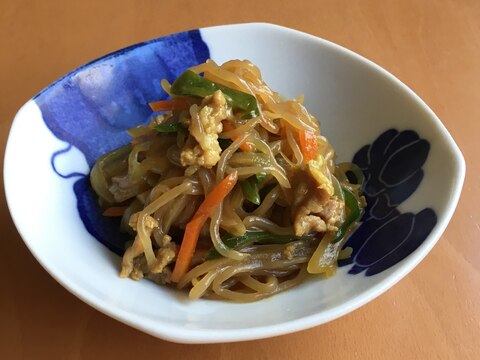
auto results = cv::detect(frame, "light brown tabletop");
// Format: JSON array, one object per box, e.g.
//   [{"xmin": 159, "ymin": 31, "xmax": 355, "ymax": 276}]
[{"xmin": 1, "ymin": 1, "xmax": 479, "ymax": 359}]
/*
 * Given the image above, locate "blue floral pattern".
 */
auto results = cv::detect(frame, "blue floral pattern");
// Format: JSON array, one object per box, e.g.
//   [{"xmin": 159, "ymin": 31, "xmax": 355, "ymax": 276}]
[{"xmin": 338, "ymin": 129, "xmax": 437, "ymax": 275}]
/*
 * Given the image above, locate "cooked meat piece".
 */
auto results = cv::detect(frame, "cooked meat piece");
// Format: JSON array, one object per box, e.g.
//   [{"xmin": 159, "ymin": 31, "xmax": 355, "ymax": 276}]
[
  {"xmin": 128, "ymin": 255, "xmax": 173, "ymax": 285},
  {"xmin": 292, "ymin": 170, "xmax": 344, "ymax": 237},
  {"xmin": 130, "ymin": 256, "xmax": 147, "ymax": 281},
  {"xmin": 294, "ymin": 195, "xmax": 344, "ymax": 236},
  {"xmin": 181, "ymin": 90, "xmax": 227, "ymax": 168},
  {"xmin": 294, "ymin": 212, "xmax": 327, "ymax": 236},
  {"xmin": 120, "ymin": 213, "xmax": 159, "ymax": 278},
  {"xmin": 150, "ymin": 235, "xmax": 177, "ymax": 274},
  {"xmin": 283, "ymin": 243, "xmax": 299, "ymax": 260},
  {"xmin": 319, "ymin": 197, "xmax": 344, "ymax": 226},
  {"xmin": 146, "ymin": 267, "xmax": 172, "ymax": 285}
]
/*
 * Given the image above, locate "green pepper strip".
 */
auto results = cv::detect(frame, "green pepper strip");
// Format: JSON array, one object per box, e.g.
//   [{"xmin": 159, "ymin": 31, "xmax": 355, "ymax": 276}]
[
  {"xmin": 206, "ymin": 231, "xmax": 295, "ymax": 260},
  {"xmin": 170, "ymin": 70, "xmax": 260, "ymax": 119},
  {"xmin": 332, "ymin": 188, "xmax": 362, "ymax": 243},
  {"xmin": 255, "ymin": 172, "xmax": 267, "ymax": 183},
  {"xmin": 154, "ymin": 123, "xmax": 185, "ymax": 133},
  {"xmin": 241, "ymin": 176, "xmax": 261, "ymax": 205}
]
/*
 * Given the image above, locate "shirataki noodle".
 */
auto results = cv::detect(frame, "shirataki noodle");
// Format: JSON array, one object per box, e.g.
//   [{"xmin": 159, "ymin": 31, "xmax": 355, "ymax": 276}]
[{"xmin": 90, "ymin": 59, "xmax": 365, "ymax": 302}]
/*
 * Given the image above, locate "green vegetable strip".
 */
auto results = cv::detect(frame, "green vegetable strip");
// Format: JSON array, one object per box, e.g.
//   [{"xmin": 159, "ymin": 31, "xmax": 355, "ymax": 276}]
[
  {"xmin": 206, "ymin": 231, "xmax": 295, "ymax": 260},
  {"xmin": 154, "ymin": 123, "xmax": 185, "ymax": 133},
  {"xmin": 170, "ymin": 70, "xmax": 260, "ymax": 119},
  {"xmin": 332, "ymin": 188, "xmax": 362, "ymax": 243},
  {"xmin": 255, "ymin": 172, "xmax": 267, "ymax": 183},
  {"xmin": 241, "ymin": 176, "xmax": 261, "ymax": 205}
]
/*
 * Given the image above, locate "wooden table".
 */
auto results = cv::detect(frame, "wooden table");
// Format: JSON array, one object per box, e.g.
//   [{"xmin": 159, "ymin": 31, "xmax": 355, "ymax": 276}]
[{"xmin": 1, "ymin": 1, "xmax": 478, "ymax": 358}]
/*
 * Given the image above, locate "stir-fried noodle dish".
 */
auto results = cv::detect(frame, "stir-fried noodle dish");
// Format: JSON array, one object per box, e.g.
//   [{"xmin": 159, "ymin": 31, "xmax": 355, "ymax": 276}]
[{"xmin": 91, "ymin": 60, "xmax": 366, "ymax": 302}]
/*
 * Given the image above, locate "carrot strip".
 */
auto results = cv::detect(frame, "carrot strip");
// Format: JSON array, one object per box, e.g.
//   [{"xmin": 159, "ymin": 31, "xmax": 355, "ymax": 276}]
[
  {"xmin": 299, "ymin": 129, "xmax": 318, "ymax": 163},
  {"xmin": 223, "ymin": 122, "xmax": 255, "ymax": 152},
  {"xmin": 171, "ymin": 172, "xmax": 238, "ymax": 282},
  {"xmin": 102, "ymin": 206, "xmax": 127, "ymax": 217},
  {"xmin": 148, "ymin": 97, "xmax": 191, "ymax": 112}
]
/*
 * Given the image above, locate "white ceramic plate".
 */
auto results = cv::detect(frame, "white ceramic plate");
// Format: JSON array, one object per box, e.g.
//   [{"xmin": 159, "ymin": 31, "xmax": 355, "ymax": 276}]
[{"xmin": 4, "ymin": 23, "xmax": 465, "ymax": 343}]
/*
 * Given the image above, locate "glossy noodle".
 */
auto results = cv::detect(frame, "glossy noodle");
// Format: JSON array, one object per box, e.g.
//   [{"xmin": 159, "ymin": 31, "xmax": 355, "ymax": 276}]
[{"xmin": 90, "ymin": 59, "xmax": 365, "ymax": 302}]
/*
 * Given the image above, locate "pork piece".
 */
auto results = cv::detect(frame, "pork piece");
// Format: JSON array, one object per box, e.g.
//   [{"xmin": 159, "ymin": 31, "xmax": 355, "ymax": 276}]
[
  {"xmin": 150, "ymin": 235, "xmax": 176, "ymax": 275},
  {"xmin": 181, "ymin": 90, "xmax": 227, "ymax": 168},
  {"xmin": 120, "ymin": 218, "xmax": 177, "ymax": 284},
  {"xmin": 292, "ymin": 171, "xmax": 344, "ymax": 237},
  {"xmin": 120, "ymin": 213, "xmax": 159, "ymax": 278}
]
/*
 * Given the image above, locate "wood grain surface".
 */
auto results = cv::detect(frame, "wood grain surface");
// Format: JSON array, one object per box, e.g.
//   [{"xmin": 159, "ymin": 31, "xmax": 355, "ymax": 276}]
[{"xmin": 1, "ymin": 1, "xmax": 479, "ymax": 359}]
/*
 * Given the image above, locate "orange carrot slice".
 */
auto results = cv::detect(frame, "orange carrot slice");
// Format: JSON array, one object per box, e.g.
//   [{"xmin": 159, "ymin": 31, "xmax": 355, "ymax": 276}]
[
  {"xmin": 102, "ymin": 206, "xmax": 127, "ymax": 217},
  {"xmin": 170, "ymin": 172, "xmax": 238, "ymax": 282},
  {"xmin": 299, "ymin": 129, "xmax": 318, "ymax": 163},
  {"xmin": 148, "ymin": 97, "xmax": 191, "ymax": 112},
  {"xmin": 223, "ymin": 122, "xmax": 255, "ymax": 152}
]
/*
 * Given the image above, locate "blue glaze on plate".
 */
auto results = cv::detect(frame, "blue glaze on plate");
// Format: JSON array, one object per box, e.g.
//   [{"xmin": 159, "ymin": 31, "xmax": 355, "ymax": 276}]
[
  {"xmin": 338, "ymin": 129, "xmax": 437, "ymax": 275},
  {"xmin": 35, "ymin": 30, "xmax": 210, "ymax": 254},
  {"xmin": 50, "ymin": 144, "xmax": 88, "ymax": 179}
]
